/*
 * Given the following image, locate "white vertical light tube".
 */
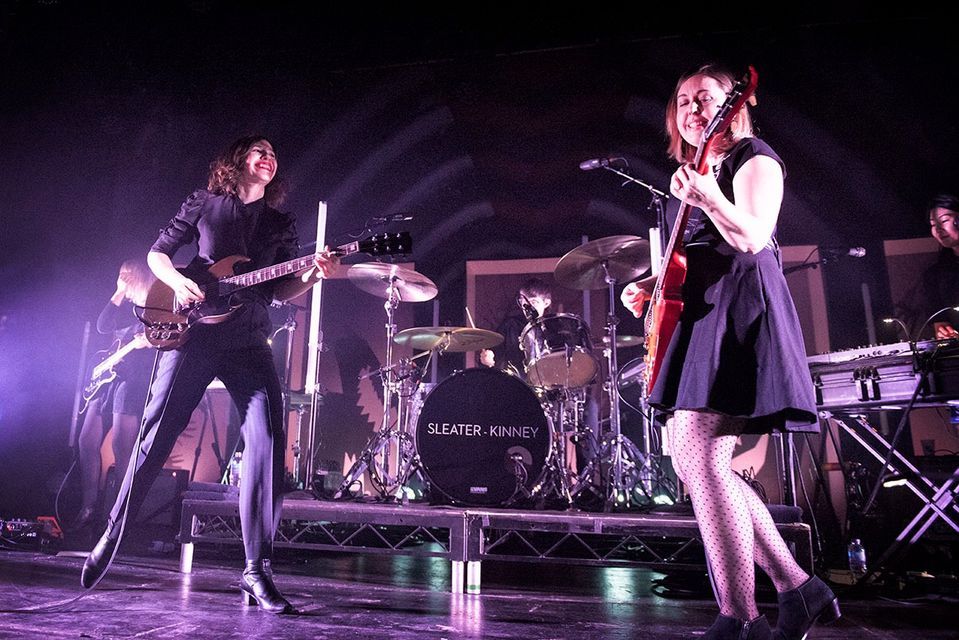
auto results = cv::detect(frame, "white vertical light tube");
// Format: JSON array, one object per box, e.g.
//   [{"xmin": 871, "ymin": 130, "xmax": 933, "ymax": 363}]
[
  {"xmin": 649, "ymin": 227, "xmax": 663, "ymax": 275},
  {"xmin": 304, "ymin": 201, "xmax": 328, "ymax": 483}
]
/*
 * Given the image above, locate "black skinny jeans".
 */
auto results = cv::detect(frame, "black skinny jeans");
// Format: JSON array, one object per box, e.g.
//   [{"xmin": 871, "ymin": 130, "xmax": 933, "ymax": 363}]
[{"xmin": 108, "ymin": 341, "xmax": 286, "ymax": 561}]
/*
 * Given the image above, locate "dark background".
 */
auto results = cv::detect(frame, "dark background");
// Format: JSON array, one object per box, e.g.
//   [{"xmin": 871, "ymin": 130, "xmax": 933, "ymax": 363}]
[{"xmin": 0, "ymin": 3, "xmax": 956, "ymax": 516}]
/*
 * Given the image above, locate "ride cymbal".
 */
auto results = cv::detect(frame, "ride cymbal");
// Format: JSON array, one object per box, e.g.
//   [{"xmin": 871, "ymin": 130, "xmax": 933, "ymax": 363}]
[{"xmin": 554, "ymin": 235, "xmax": 651, "ymax": 290}]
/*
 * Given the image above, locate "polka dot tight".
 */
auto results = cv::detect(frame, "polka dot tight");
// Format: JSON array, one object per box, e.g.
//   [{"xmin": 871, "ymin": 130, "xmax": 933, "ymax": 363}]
[{"xmin": 670, "ymin": 409, "xmax": 809, "ymax": 620}]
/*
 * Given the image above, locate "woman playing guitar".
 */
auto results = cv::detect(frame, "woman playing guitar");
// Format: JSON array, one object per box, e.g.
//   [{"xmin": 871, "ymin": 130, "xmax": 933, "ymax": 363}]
[
  {"xmin": 81, "ymin": 135, "xmax": 338, "ymax": 614},
  {"xmin": 621, "ymin": 65, "xmax": 837, "ymax": 640},
  {"xmin": 75, "ymin": 259, "xmax": 155, "ymax": 529}
]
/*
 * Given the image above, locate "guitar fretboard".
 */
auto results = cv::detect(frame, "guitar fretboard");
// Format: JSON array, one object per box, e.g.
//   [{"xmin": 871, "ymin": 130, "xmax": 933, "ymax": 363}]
[{"xmin": 221, "ymin": 255, "xmax": 316, "ymax": 289}]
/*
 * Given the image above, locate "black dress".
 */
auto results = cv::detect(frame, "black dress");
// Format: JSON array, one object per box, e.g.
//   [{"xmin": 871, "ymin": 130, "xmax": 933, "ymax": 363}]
[{"xmin": 648, "ymin": 138, "xmax": 818, "ymax": 434}]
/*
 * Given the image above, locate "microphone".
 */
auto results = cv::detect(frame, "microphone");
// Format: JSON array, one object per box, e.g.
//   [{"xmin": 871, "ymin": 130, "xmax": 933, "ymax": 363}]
[
  {"xmin": 371, "ymin": 212, "xmax": 414, "ymax": 223},
  {"xmin": 579, "ymin": 157, "xmax": 622, "ymax": 171},
  {"xmin": 519, "ymin": 294, "xmax": 539, "ymax": 322},
  {"xmin": 820, "ymin": 246, "xmax": 866, "ymax": 258}
]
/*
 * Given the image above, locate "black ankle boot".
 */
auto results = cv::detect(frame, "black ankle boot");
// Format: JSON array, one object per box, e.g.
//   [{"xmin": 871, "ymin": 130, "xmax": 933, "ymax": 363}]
[
  {"xmin": 80, "ymin": 524, "xmax": 119, "ymax": 588},
  {"xmin": 240, "ymin": 560, "xmax": 294, "ymax": 614},
  {"xmin": 774, "ymin": 576, "xmax": 841, "ymax": 640},
  {"xmin": 703, "ymin": 614, "xmax": 773, "ymax": 640}
]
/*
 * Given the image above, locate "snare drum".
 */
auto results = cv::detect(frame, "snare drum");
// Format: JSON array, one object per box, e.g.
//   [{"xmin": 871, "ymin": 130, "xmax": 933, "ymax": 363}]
[
  {"xmin": 415, "ymin": 368, "xmax": 551, "ymax": 506},
  {"xmin": 520, "ymin": 313, "xmax": 598, "ymax": 389}
]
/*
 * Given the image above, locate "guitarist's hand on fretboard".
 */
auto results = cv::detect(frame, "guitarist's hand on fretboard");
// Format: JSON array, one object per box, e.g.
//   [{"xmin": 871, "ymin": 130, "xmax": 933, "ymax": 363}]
[
  {"xmin": 295, "ymin": 248, "xmax": 339, "ymax": 283},
  {"xmin": 620, "ymin": 274, "xmax": 657, "ymax": 318},
  {"xmin": 670, "ymin": 162, "xmax": 722, "ymax": 209}
]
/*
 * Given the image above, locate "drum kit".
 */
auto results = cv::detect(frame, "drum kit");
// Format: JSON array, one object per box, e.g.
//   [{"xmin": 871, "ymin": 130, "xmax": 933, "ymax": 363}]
[{"xmin": 332, "ymin": 235, "xmax": 668, "ymax": 510}]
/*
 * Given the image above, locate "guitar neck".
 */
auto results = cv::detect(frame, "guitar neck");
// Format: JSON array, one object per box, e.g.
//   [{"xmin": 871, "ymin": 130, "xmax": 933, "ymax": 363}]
[
  {"xmin": 649, "ymin": 144, "xmax": 708, "ymax": 299},
  {"xmin": 92, "ymin": 340, "xmax": 140, "ymax": 379},
  {"xmin": 216, "ymin": 239, "xmax": 372, "ymax": 291},
  {"xmin": 218, "ymin": 254, "xmax": 319, "ymax": 290}
]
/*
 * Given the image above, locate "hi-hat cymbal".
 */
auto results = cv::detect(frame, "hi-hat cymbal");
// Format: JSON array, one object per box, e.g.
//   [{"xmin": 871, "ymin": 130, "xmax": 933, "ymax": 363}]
[
  {"xmin": 394, "ymin": 326, "xmax": 504, "ymax": 352},
  {"xmin": 347, "ymin": 263, "xmax": 438, "ymax": 302},
  {"xmin": 616, "ymin": 335, "xmax": 644, "ymax": 349},
  {"xmin": 554, "ymin": 235, "xmax": 651, "ymax": 290},
  {"xmin": 593, "ymin": 334, "xmax": 645, "ymax": 349}
]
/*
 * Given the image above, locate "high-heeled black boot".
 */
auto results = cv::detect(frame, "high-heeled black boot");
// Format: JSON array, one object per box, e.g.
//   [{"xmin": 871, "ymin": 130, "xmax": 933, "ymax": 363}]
[
  {"xmin": 703, "ymin": 614, "xmax": 773, "ymax": 640},
  {"xmin": 80, "ymin": 523, "xmax": 119, "ymax": 588},
  {"xmin": 240, "ymin": 560, "xmax": 294, "ymax": 614},
  {"xmin": 774, "ymin": 576, "xmax": 841, "ymax": 640}
]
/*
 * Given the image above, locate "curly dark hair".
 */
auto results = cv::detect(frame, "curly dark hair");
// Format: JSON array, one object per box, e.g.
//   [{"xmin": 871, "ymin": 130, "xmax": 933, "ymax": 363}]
[{"xmin": 207, "ymin": 134, "xmax": 286, "ymax": 207}]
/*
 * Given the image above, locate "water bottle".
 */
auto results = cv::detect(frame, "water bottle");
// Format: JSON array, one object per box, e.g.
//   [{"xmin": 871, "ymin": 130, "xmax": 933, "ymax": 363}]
[
  {"xmin": 229, "ymin": 452, "xmax": 243, "ymax": 487},
  {"xmin": 847, "ymin": 538, "xmax": 867, "ymax": 579}
]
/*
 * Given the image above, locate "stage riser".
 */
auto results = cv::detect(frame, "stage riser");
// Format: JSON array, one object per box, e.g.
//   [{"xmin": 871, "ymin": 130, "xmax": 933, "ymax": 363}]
[{"xmin": 179, "ymin": 497, "xmax": 813, "ymax": 591}]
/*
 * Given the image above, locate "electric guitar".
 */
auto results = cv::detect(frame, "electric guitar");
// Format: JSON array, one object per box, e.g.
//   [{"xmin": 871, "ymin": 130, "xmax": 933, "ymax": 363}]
[
  {"xmin": 140, "ymin": 231, "xmax": 412, "ymax": 350},
  {"xmin": 642, "ymin": 67, "xmax": 759, "ymax": 397},
  {"xmin": 80, "ymin": 333, "xmax": 151, "ymax": 413}
]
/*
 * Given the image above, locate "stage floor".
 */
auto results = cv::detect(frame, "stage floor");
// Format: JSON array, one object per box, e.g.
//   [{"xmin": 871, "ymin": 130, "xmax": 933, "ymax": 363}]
[{"xmin": 0, "ymin": 545, "xmax": 955, "ymax": 639}]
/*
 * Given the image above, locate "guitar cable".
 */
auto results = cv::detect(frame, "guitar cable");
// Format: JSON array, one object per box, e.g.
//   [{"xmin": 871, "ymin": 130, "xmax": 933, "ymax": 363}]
[{"xmin": 0, "ymin": 350, "xmax": 163, "ymax": 613}]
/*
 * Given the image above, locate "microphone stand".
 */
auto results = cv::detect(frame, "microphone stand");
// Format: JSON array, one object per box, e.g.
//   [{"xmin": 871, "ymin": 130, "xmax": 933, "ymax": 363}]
[{"xmin": 600, "ymin": 163, "xmax": 670, "ymax": 501}]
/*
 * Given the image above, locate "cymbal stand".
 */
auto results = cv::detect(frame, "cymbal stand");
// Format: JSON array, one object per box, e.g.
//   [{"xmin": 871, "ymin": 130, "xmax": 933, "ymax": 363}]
[
  {"xmin": 573, "ymin": 261, "xmax": 646, "ymax": 509},
  {"xmin": 334, "ymin": 280, "xmax": 408, "ymax": 500}
]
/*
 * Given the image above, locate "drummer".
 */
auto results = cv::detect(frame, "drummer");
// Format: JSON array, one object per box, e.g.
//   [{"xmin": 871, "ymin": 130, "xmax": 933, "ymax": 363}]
[{"xmin": 479, "ymin": 277, "xmax": 552, "ymax": 377}]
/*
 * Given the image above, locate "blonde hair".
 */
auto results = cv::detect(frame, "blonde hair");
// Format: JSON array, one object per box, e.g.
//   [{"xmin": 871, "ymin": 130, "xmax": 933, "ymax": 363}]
[
  {"xmin": 120, "ymin": 259, "xmax": 155, "ymax": 307},
  {"xmin": 665, "ymin": 64, "xmax": 754, "ymax": 164}
]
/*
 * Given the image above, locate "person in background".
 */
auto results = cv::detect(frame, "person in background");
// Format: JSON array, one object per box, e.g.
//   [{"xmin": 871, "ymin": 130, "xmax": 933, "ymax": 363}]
[
  {"xmin": 920, "ymin": 193, "xmax": 959, "ymax": 339},
  {"xmin": 74, "ymin": 259, "xmax": 155, "ymax": 529},
  {"xmin": 479, "ymin": 277, "xmax": 552, "ymax": 375}
]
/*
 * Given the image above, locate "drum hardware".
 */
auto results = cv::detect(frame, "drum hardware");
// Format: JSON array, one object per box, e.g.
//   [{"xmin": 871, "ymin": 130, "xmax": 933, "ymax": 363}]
[
  {"xmin": 556, "ymin": 235, "xmax": 651, "ymax": 509},
  {"xmin": 334, "ymin": 265, "xmax": 438, "ymax": 501},
  {"xmin": 285, "ymin": 389, "xmax": 315, "ymax": 489},
  {"xmin": 525, "ymin": 389, "xmax": 591, "ymax": 506}
]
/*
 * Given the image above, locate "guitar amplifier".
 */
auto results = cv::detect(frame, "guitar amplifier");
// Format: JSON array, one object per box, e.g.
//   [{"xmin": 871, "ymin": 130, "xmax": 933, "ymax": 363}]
[{"xmin": 102, "ymin": 467, "xmax": 189, "ymax": 528}]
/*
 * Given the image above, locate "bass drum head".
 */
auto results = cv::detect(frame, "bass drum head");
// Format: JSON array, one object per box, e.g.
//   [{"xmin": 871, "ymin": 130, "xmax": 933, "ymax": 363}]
[{"xmin": 415, "ymin": 368, "xmax": 550, "ymax": 506}]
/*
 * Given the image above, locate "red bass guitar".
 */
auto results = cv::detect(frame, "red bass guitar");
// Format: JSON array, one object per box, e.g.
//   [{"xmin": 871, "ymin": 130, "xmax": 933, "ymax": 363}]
[{"xmin": 642, "ymin": 66, "xmax": 759, "ymax": 398}]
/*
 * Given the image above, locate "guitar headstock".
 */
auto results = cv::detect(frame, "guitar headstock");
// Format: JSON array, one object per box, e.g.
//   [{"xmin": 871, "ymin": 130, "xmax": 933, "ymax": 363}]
[
  {"xmin": 357, "ymin": 231, "xmax": 413, "ymax": 257},
  {"xmin": 702, "ymin": 65, "xmax": 759, "ymax": 148}
]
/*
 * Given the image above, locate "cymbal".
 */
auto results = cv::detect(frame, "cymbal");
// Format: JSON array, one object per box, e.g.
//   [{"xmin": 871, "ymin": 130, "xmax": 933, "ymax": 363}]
[
  {"xmin": 347, "ymin": 263, "xmax": 437, "ymax": 302},
  {"xmin": 554, "ymin": 235, "xmax": 651, "ymax": 290},
  {"xmin": 593, "ymin": 334, "xmax": 645, "ymax": 349},
  {"xmin": 616, "ymin": 335, "xmax": 644, "ymax": 349},
  {"xmin": 394, "ymin": 326, "xmax": 504, "ymax": 352}
]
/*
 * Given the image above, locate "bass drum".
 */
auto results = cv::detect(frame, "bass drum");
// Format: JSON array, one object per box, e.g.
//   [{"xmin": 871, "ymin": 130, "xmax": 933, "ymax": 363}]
[{"xmin": 415, "ymin": 368, "xmax": 551, "ymax": 507}]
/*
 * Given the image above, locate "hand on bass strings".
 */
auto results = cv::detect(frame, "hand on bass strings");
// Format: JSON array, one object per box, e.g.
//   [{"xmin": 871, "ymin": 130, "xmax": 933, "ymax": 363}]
[{"xmin": 621, "ymin": 281, "xmax": 652, "ymax": 318}]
